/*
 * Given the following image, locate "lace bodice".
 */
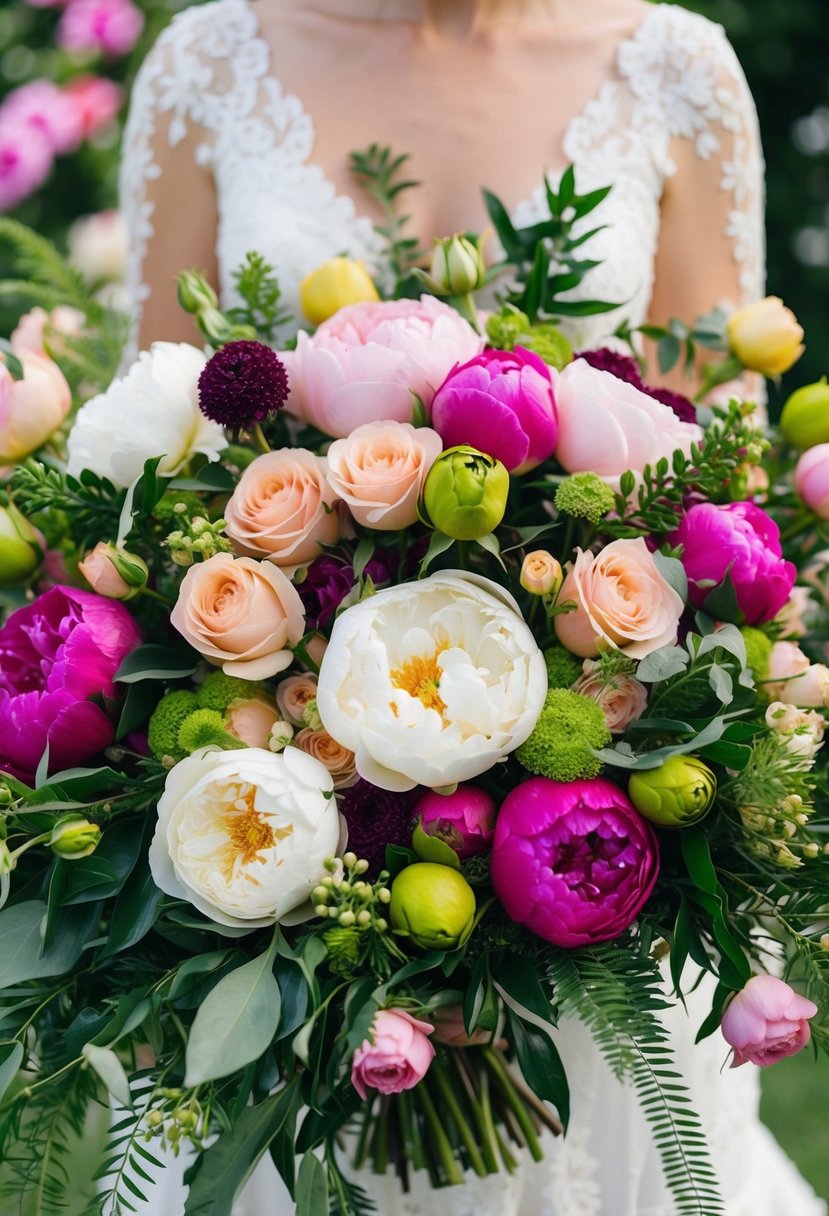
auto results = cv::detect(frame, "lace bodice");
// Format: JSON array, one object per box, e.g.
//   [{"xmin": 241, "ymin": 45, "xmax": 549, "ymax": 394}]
[{"xmin": 120, "ymin": 0, "xmax": 765, "ymax": 357}]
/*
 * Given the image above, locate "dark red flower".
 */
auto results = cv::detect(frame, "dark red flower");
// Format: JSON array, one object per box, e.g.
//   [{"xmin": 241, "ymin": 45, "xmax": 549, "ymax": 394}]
[{"xmin": 198, "ymin": 340, "xmax": 289, "ymax": 430}]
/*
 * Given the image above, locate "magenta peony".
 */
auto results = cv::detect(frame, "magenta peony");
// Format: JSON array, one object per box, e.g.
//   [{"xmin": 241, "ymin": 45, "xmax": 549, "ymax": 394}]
[
  {"xmin": 490, "ymin": 776, "xmax": 659, "ymax": 947},
  {"xmin": 0, "ymin": 586, "xmax": 141, "ymax": 783},
  {"xmin": 57, "ymin": 0, "xmax": 145, "ymax": 57},
  {"xmin": 430, "ymin": 347, "xmax": 558, "ymax": 475},
  {"xmin": 671, "ymin": 501, "xmax": 796, "ymax": 626},
  {"xmin": 0, "ymin": 117, "xmax": 53, "ymax": 212},
  {"xmin": 721, "ymin": 975, "xmax": 817, "ymax": 1067},
  {"xmin": 1, "ymin": 81, "xmax": 82, "ymax": 156},
  {"xmin": 414, "ymin": 784, "xmax": 496, "ymax": 860},
  {"xmin": 351, "ymin": 1008, "xmax": 435, "ymax": 1099}
]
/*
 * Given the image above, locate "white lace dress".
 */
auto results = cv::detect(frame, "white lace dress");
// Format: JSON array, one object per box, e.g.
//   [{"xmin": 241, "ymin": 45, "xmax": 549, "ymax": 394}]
[{"xmin": 116, "ymin": 3, "xmax": 824, "ymax": 1213}]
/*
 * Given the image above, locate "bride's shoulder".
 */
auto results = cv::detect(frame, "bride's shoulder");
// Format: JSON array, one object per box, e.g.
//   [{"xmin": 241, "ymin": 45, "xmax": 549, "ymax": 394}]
[
  {"xmin": 144, "ymin": 0, "xmax": 261, "ymax": 70},
  {"xmin": 621, "ymin": 2, "xmax": 746, "ymax": 87}
]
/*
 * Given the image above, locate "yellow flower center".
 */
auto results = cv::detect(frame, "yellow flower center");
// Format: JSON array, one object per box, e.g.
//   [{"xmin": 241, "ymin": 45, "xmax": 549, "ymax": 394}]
[
  {"xmin": 389, "ymin": 647, "xmax": 447, "ymax": 717},
  {"xmin": 221, "ymin": 784, "xmax": 292, "ymax": 880}
]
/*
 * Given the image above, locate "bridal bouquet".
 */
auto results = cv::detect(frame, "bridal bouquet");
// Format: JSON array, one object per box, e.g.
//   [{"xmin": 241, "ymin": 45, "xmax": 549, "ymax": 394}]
[{"xmin": 0, "ymin": 162, "xmax": 827, "ymax": 1216}]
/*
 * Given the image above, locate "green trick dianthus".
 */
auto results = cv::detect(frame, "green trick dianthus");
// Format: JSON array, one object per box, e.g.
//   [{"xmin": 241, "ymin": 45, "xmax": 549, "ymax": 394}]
[
  {"xmin": 516, "ymin": 688, "xmax": 610, "ymax": 782},
  {"xmin": 555, "ymin": 472, "xmax": 615, "ymax": 526},
  {"xmin": 147, "ymin": 690, "xmax": 199, "ymax": 762},
  {"xmin": 741, "ymin": 626, "xmax": 773, "ymax": 680},
  {"xmin": 196, "ymin": 670, "xmax": 261, "ymax": 712},
  {"xmin": 543, "ymin": 645, "xmax": 583, "ymax": 690}
]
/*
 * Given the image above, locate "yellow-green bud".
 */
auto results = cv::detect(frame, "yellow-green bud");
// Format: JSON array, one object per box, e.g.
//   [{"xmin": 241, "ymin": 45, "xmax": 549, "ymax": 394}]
[
  {"xmin": 422, "ymin": 445, "xmax": 509, "ymax": 540},
  {"xmin": 429, "ymin": 235, "xmax": 485, "ymax": 296},
  {"xmin": 49, "ymin": 816, "xmax": 101, "ymax": 859},
  {"xmin": 312, "ymin": 886, "xmax": 329, "ymax": 904},
  {"xmin": 342, "ymin": 851, "xmax": 357, "ymax": 869},
  {"xmin": 0, "ymin": 503, "xmax": 41, "ymax": 585},
  {"xmin": 628, "ymin": 756, "xmax": 717, "ymax": 828},
  {"xmin": 780, "ymin": 378, "xmax": 829, "ymax": 451},
  {"xmin": 389, "ymin": 862, "xmax": 476, "ymax": 951},
  {"xmin": 177, "ymin": 270, "xmax": 218, "ymax": 314}
]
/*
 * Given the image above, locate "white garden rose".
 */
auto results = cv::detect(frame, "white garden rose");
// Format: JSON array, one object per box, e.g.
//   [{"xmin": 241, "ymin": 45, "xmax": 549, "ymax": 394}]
[
  {"xmin": 149, "ymin": 746, "xmax": 340, "ymax": 927},
  {"xmin": 316, "ymin": 571, "xmax": 547, "ymax": 792},
  {"xmin": 66, "ymin": 342, "xmax": 226, "ymax": 489}
]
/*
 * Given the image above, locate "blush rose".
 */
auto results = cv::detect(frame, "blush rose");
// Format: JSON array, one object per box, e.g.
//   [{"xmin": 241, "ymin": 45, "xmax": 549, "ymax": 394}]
[
  {"xmin": 325, "ymin": 420, "xmax": 442, "ymax": 530},
  {"xmin": 351, "ymin": 1008, "xmax": 435, "ymax": 1099}
]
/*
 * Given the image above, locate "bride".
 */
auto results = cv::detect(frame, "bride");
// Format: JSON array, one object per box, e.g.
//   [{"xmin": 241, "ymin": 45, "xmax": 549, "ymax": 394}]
[{"xmin": 117, "ymin": 1, "xmax": 824, "ymax": 1213}]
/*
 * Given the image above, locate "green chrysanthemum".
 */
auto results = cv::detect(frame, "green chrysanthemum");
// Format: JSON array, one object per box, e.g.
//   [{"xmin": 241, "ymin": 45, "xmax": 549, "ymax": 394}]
[
  {"xmin": 555, "ymin": 472, "xmax": 616, "ymax": 526},
  {"xmin": 516, "ymin": 688, "xmax": 610, "ymax": 782},
  {"xmin": 543, "ymin": 645, "xmax": 583, "ymax": 690},
  {"xmin": 147, "ymin": 690, "xmax": 199, "ymax": 762},
  {"xmin": 177, "ymin": 708, "xmax": 241, "ymax": 754},
  {"xmin": 196, "ymin": 670, "xmax": 261, "ymax": 712},
  {"xmin": 741, "ymin": 626, "xmax": 773, "ymax": 680}
]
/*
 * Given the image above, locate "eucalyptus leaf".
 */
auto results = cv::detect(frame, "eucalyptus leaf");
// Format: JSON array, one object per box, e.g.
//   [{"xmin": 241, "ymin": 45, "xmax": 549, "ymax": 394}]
[
  {"xmin": 184, "ymin": 948, "xmax": 281, "ymax": 1086},
  {"xmin": 0, "ymin": 1040, "xmax": 24, "ymax": 1106},
  {"xmin": 0, "ymin": 901, "xmax": 92, "ymax": 989},
  {"xmin": 635, "ymin": 645, "xmax": 689, "ymax": 684},
  {"xmin": 295, "ymin": 1151, "xmax": 328, "ymax": 1216},
  {"xmin": 82, "ymin": 1043, "xmax": 132, "ymax": 1108}
]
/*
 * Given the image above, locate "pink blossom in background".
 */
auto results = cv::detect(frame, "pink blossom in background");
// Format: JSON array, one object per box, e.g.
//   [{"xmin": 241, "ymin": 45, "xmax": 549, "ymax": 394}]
[
  {"xmin": 1, "ymin": 81, "xmax": 82, "ymax": 155},
  {"xmin": 58, "ymin": 0, "xmax": 145, "ymax": 58},
  {"xmin": 0, "ymin": 117, "xmax": 53, "ymax": 212},
  {"xmin": 351, "ymin": 1009, "xmax": 435, "ymax": 1099},
  {"xmin": 721, "ymin": 975, "xmax": 817, "ymax": 1067},
  {"xmin": 65, "ymin": 76, "xmax": 123, "ymax": 139}
]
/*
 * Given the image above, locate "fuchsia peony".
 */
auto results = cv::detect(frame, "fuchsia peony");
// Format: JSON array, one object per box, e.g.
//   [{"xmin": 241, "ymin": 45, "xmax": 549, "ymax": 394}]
[
  {"xmin": 283, "ymin": 296, "xmax": 483, "ymax": 439},
  {"xmin": 0, "ymin": 586, "xmax": 141, "ymax": 784},
  {"xmin": 414, "ymin": 784, "xmax": 496, "ymax": 860},
  {"xmin": 430, "ymin": 347, "xmax": 558, "ymax": 475},
  {"xmin": 0, "ymin": 118, "xmax": 53, "ymax": 213},
  {"xmin": 671, "ymin": 501, "xmax": 796, "ymax": 626},
  {"xmin": 1, "ymin": 81, "xmax": 82, "ymax": 156},
  {"xmin": 351, "ymin": 1008, "xmax": 435, "ymax": 1099},
  {"xmin": 721, "ymin": 975, "xmax": 817, "ymax": 1067},
  {"xmin": 58, "ymin": 0, "xmax": 145, "ymax": 57},
  {"xmin": 491, "ymin": 776, "xmax": 659, "ymax": 947}
]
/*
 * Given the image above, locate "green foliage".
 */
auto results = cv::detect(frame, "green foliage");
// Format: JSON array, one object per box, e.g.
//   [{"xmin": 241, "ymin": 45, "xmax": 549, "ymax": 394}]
[
  {"xmin": 349, "ymin": 144, "xmax": 424, "ymax": 291},
  {"xmin": 226, "ymin": 252, "xmax": 293, "ymax": 343}
]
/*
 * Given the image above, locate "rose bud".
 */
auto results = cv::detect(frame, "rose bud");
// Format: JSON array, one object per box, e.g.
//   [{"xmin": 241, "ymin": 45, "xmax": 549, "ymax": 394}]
[
  {"xmin": 721, "ymin": 974, "xmax": 817, "ymax": 1067},
  {"xmin": 78, "ymin": 541, "xmax": 148, "ymax": 601},
  {"xmin": 428, "ymin": 234, "xmax": 485, "ymax": 296},
  {"xmin": 763, "ymin": 641, "xmax": 829, "ymax": 708},
  {"xmin": 0, "ymin": 503, "xmax": 41, "ymax": 584},
  {"xmin": 628, "ymin": 755, "xmax": 717, "ymax": 828},
  {"xmin": 795, "ymin": 444, "xmax": 829, "ymax": 520},
  {"xmin": 299, "ymin": 257, "xmax": 380, "ymax": 326},
  {"xmin": 0, "ymin": 349, "xmax": 72, "ymax": 463},
  {"xmin": 50, "ymin": 816, "xmax": 101, "ymax": 859},
  {"xmin": 520, "ymin": 550, "xmax": 563, "ymax": 597},
  {"xmin": 390, "ymin": 862, "xmax": 476, "ymax": 951},
  {"xmin": 421, "ymin": 444, "xmax": 509, "ymax": 540},
  {"xmin": 351, "ymin": 1008, "xmax": 435, "ymax": 1098},
  {"xmin": 780, "ymin": 377, "xmax": 829, "ymax": 451},
  {"xmin": 725, "ymin": 296, "xmax": 804, "ymax": 377},
  {"xmin": 413, "ymin": 785, "xmax": 496, "ymax": 862}
]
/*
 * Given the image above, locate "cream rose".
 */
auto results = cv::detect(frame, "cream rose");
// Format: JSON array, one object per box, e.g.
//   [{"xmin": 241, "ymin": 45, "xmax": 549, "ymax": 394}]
[
  {"xmin": 519, "ymin": 550, "xmax": 563, "ymax": 597},
  {"xmin": 763, "ymin": 641, "xmax": 829, "ymax": 708},
  {"xmin": 572, "ymin": 661, "xmax": 649, "ymax": 732},
  {"xmin": 171, "ymin": 553, "xmax": 305, "ymax": 680},
  {"xmin": 326, "ymin": 421, "xmax": 443, "ymax": 531},
  {"xmin": 554, "ymin": 538, "xmax": 684, "ymax": 660},
  {"xmin": 294, "ymin": 728, "xmax": 358, "ymax": 789},
  {"xmin": 148, "ymin": 746, "xmax": 339, "ymax": 926},
  {"xmin": 224, "ymin": 448, "xmax": 340, "ymax": 569}
]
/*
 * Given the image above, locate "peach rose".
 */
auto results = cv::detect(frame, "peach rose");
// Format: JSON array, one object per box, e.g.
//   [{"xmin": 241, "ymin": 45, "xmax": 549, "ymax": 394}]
[
  {"xmin": 326, "ymin": 421, "xmax": 442, "ymax": 531},
  {"xmin": 572, "ymin": 660, "xmax": 649, "ymax": 732},
  {"xmin": 171, "ymin": 553, "xmax": 305, "ymax": 680},
  {"xmin": 294, "ymin": 727, "xmax": 357, "ymax": 789},
  {"xmin": 554, "ymin": 538, "xmax": 685, "ymax": 660},
  {"xmin": 762, "ymin": 641, "xmax": 829, "ymax": 708},
  {"xmin": 226, "ymin": 694, "xmax": 283, "ymax": 748},
  {"xmin": 224, "ymin": 449, "xmax": 340, "ymax": 570},
  {"xmin": 275, "ymin": 674, "xmax": 318, "ymax": 726},
  {"xmin": 11, "ymin": 305, "xmax": 84, "ymax": 356}
]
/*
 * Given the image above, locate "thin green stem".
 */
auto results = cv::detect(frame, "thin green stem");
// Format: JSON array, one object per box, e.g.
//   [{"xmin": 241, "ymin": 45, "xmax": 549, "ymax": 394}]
[
  {"xmin": 372, "ymin": 1096, "xmax": 390, "ymax": 1175},
  {"xmin": 415, "ymin": 1080, "xmax": 463, "ymax": 1185},
  {"xmin": 251, "ymin": 422, "xmax": 271, "ymax": 455},
  {"xmin": 452, "ymin": 1050, "xmax": 500, "ymax": 1174},
  {"xmin": 482, "ymin": 1048, "xmax": 544, "ymax": 1162},
  {"xmin": 430, "ymin": 1055, "xmax": 488, "ymax": 1177}
]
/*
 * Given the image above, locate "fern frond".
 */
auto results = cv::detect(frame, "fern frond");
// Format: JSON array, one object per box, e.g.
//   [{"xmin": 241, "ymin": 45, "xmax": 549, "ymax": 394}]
[
  {"xmin": 95, "ymin": 1072, "xmax": 163, "ymax": 1216},
  {"xmin": 0, "ymin": 218, "xmax": 91, "ymax": 311}
]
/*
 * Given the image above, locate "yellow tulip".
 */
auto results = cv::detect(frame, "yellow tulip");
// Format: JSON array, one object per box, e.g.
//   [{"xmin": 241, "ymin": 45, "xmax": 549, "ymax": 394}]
[
  {"xmin": 725, "ymin": 296, "xmax": 804, "ymax": 377},
  {"xmin": 299, "ymin": 258, "xmax": 380, "ymax": 326}
]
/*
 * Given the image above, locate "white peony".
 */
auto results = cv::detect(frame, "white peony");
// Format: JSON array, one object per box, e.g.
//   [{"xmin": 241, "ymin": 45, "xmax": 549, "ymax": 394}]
[
  {"xmin": 316, "ymin": 571, "xmax": 548, "ymax": 792},
  {"xmin": 149, "ymin": 746, "xmax": 340, "ymax": 927},
  {"xmin": 66, "ymin": 342, "xmax": 226, "ymax": 488}
]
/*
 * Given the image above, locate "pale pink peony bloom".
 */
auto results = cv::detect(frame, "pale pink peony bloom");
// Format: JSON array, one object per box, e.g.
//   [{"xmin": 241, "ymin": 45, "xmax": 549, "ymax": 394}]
[
  {"xmin": 11, "ymin": 305, "xmax": 84, "ymax": 356},
  {"xmin": 1, "ymin": 81, "xmax": 82, "ymax": 155},
  {"xmin": 0, "ymin": 349, "xmax": 72, "ymax": 463},
  {"xmin": 351, "ymin": 1008, "xmax": 435, "ymax": 1099},
  {"xmin": 554, "ymin": 360, "xmax": 702, "ymax": 487},
  {"xmin": 554, "ymin": 538, "xmax": 684, "ymax": 660},
  {"xmin": 0, "ymin": 117, "xmax": 53, "ymax": 212},
  {"xmin": 58, "ymin": 0, "xmax": 145, "ymax": 57},
  {"xmin": 325, "ymin": 420, "xmax": 442, "ymax": 531},
  {"xmin": 65, "ymin": 76, "xmax": 122, "ymax": 140},
  {"xmin": 721, "ymin": 975, "xmax": 817, "ymax": 1067},
  {"xmin": 795, "ymin": 444, "xmax": 829, "ymax": 520},
  {"xmin": 572, "ymin": 661, "xmax": 649, "ymax": 732},
  {"xmin": 283, "ymin": 296, "xmax": 483, "ymax": 439},
  {"xmin": 763, "ymin": 641, "xmax": 829, "ymax": 708}
]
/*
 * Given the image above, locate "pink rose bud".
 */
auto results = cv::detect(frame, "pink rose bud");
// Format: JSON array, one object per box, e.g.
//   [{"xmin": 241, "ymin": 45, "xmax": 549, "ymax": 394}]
[
  {"xmin": 721, "ymin": 974, "xmax": 817, "ymax": 1067},
  {"xmin": 764, "ymin": 641, "xmax": 829, "ymax": 708},
  {"xmin": 414, "ymin": 784, "xmax": 497, "ymax": 861},
  {"xmin": 65, "ymin": 76, "xmax": 122, "ymax": 140},
  {"xmin": 78, "ymin": 542, "xmax": 147, "ymax": 600},
  {"xmin": 795, "ymin": 444, "xmax": 829, "ymax": 520},
  {"xmin": 572, "ymin": 662, "xmax": 649, "ymax": 733},
  {"xmin": 0, "ymin": 349, "xmax": 72, "ymax": 463},
  {"xmin": 351, "ymin": 1008, "xmax": 435, "ymax": 1099},
  {"xmin": 225, "ymin": 694, "xmax": 282, "ymax": 749},
  {"xmin": 520, "ymin": 550, "xmax": 563, "ymax": 597}
]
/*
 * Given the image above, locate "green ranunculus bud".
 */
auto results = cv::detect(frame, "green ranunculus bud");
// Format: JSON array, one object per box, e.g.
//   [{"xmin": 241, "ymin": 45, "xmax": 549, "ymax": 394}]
[
  {"xmin": 422, "ymin": 445, "xmax": 509, "ymax": 540},
  {"xmin": 780, "ymin": 378, "xmax": 829, "ymax": 451},
  {"xmin": 628, "ymin": 755, "xmax": 717, "ymax": 828},
  {"xmin": 0, "ymin": 503, "xmax": 41, "ymax": 585},
  {"xmin": 177, "ymin": 270, "xmax": 219, "ymax": 315},
  {"xmin": 389, "ymin": 862, "xmax": 476, "ymax": 950},
  {"xmin": 50, "ymin": 816, "xmax": 101, "ymax": 859},
  {"xmin": 429, "ymin": 235, "xmax": 485, "ymax": 296}
]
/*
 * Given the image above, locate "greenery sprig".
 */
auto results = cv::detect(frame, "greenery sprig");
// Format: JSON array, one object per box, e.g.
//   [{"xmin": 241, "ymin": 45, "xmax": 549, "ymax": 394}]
[{"xmin": 349, "ymin": 144, "xmax": 424, "ymax": 291}]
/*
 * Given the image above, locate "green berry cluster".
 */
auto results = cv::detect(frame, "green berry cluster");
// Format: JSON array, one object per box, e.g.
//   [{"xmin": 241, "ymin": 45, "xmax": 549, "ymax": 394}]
[
  {"xmin": 144, "ymin": 1090, "xmax": 206, "ymax": 1157},
  {"xmin": 164, "ymin": 502, "xmax": 232, "ymax": 567}
]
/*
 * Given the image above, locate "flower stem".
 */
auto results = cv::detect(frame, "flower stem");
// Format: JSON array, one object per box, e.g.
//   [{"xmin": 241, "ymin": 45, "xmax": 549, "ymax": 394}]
[
  {"xmin": 372, "ymin": 1096, "xmax": 390, "ymax": 1175},
  {"xmin": 416, "ymin": 1078, "xmax": 464, "ymax": 1185},
  {"xmin": 482, "ymin": 1047, "xmax": 544, "ymax": 1162},
  {"xmin": 430, "ymin": 1055, "xmax": 488, "ymax": 1178},
  {"xmin": 452, "ymin": 1050, "xmax": 500, "ymax": 1174},
  {"xmin": 251, "ymin": 422, "xmax": 271, "ymax": 454}
]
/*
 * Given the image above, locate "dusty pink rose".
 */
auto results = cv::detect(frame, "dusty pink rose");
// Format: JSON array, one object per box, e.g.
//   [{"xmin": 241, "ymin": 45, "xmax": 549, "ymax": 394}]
[
  {"xmin": 554, "ymin": 360, "xmax": 702, "ymax": 486},
  {"xmin": 795, "ymin": 444, "xmax": 829, "ymax": 520},
  {"xmin": 65, "ymin": 76, "xmax": 122, "ymax": 139},
  {"xmin": 275, "ymin": 674, "xmax": 318, "ymax": 726},
  {"xmin": 11, "ymin": 306, "xmax": 84, "ymax": 356},
  {"xmin": 225, "ymin": 694, "xmax": 282, "ymax": 749},
  {"xmin": 721, "ymin": 975, "xmax": 817, "ymax": 1067},
  {"xmin": 171, "ymin": 554, "xmax": 305, "ymax": 680},
  {"xmin": 351, "ymin": 1008, "xmax": 435, "ymax": 1099},
  {"xmin": 294, "ymin": 727, "xmax": 357, "ymax": 789},
  {"xmin": 762, "ymin": 641, "xmax": 829, "ymax": 708},
  {"xmin": 0, "ymin": 116, "xmax": 53, "ymax": 211},
  {"xmin": 224, "ymin": 449, "xmax": 340, "ymax": 570},
  {"xmin": 326, "ymin": 421, "xmax": 442, "ymax": 530},
  {"xmin": 554, "ymin": 538, "xmax": 685, "ymax": 660},
  {"xmin": 0, "ymin": 349, "xmax": 72, "ymax": 463},
  {"xmin": 283, "ymin": 296, "xmax": 483, "ymax": 439},
  {"xmin": 58, "ymin": 0, "xmax": 145, "ymax": 57},
  {"xmin": 572, "ymin": 661, "xmax": 648, "ymax": 732}
]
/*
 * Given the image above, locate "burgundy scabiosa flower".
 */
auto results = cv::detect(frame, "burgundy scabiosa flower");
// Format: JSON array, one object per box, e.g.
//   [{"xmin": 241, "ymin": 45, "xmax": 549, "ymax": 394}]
[
  {"xmin": 341, "ymin": 778, "xmax": 417, "ymax": 876},
  {"xmin": 198, "ymin": 340, "xmax": 289, "ymax": 430},
  {"xmin": 0, "ymin": 585, "xmax": 141, "ymax": 783},
  {"xmin": 490, "ymin": 776, "xmax": 659, "ymax": 947}
]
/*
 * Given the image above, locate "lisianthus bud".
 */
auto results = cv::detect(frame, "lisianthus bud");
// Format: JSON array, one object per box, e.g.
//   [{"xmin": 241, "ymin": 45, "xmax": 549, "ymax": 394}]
[
  {"xmin": 78, "ymin": 541, "xmax": 148, "ymax": 600},
  {"xmin": 50, "ymin": 816, "xmax": 101, "ymax": 859},
  {"xmin": 389, "ymin": 862, "xmax": 476, "ymax": 950},
  {"xmin": 725, "ymin": 296, "xmax": 804, "ymax": 377},
  {"xmin": 628, "ymin": 755, "xmax": 716, "ymax": 828},
  {"xmin": 421, "ymin": 445, "xmax": 509, "ymax": 540},
  {"xmin": 520, "ymin": 550, "xmax": 563, "ymax": 597},
  {"xmin": 780, "ymin": 378, "xmax": 829, "ymax": 450},
  {"xmin": 299, "ymin": 257, "xmax": 380, "ymax": 326},
  {"xmin": 0, "ymin": 502, "xmax": 41, "ymax": 584},
  {"xmin": 177, "ymin": 270, "xmax": 219, "ymax": 315},
  {"xmin": 429, "ymin": 235, "xmax": 485, "ymax": 296}
]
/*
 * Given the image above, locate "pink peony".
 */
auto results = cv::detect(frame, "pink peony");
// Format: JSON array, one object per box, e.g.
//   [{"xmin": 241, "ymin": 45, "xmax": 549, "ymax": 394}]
[
  {"xmin": 283, "ymin": 296, "xmax": 483, "ymax": 439},
  {"xmin": 491, "ymin": 776, "xmax": 659, "ymax": 947},
  {"xmin": 11, "ymin": 306, "xmax": 84, "ymax": 357},
  {"xmin": 1, "ymin": 81, "xmax": 82, "ymax": 155},
  {"xmin": 65, "ymin": 76, "xmax": 123, "ymax": 140},
  {"xmin": 351, "ymin": 1008, "xmax": 435, "ymax": 1099},
  {"xmin": 721, "ymin": 975, "xmax": 817, "ymax": 1067},
  {"xmin": 0, "ymin": 586, "xmax": 141, "ymax": 783},
  {"xmin": 671, "ymin": 501, "xmax": 796, "ymax": 626},
  {"xmin": 414, "ymin": 784, "xmax": 496, "ymax": 861},
  {"xmin": 795, "ymin": 444, "xmax": 829, "ymax": 520},
  {"xmin": 0, "ymin": 117, "xmax": 53, "ymax": 212},
  {"xmin": 430, "ymin": 347, "xmax": 557, "ymax": 475},
  {"xmin": 58, "ymin": 0, "xmax": 145, "ymax": 57}
]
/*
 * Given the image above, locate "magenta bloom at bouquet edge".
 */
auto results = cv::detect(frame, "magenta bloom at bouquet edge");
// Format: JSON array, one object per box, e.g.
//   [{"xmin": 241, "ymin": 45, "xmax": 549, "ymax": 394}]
[
  {"xmin": 430, "ymin": 346, "xmax": 558, "ymax": 475},
  {"xmin": 721, "ymin": 974, "xmax": 817, "ymax": 1068},
  {"xmin": 0, "ymin": 585, "xmax": 141, "ymax": 784},
  {"xmin": 351, "ymin": 1008, "xmax": 436, "ymax": 1099},
  {"xmin": 671, "ymin": 501, "xmax": 796, "ymax": 626},
  {"xmin": 490, "ymin": 776, "xmax": 659, "ymax": 947},
  {"xmin": 414, "ymin": 784, "xmax": 497, "ymax": 860}
]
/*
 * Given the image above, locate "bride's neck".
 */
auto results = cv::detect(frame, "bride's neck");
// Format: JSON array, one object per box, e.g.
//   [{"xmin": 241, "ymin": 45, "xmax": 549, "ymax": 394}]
[{"xmin": 305, "ymin": 0, "xmax": 580, "ymax": 35}]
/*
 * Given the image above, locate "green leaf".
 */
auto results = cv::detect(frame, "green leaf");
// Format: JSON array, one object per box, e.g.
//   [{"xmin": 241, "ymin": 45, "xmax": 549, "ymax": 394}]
[
  {"xmin": 680, "ymin": 830, "xmax": 750, "ymax": 990},
  {"xmin": 103, "ymin": 854, "xmax": 166, "ymax": 956},
  {"xmin": 0, "ymin": 1040, "xmax": 24, "ymax": 1106},
  {"xmin": 482, "ymin": 190, "xmax": 522, "ymax": 261},
  {"xmin": 658, "ymin": 334, "xmax": 682, "ymax": 374},
  {"xmin": 295, "ymin": 1152, "xmax": 328, "ymax": 1216},
  {"xmin": 505, "ymin": 1007, "xmax": 570, "ymax": 1128},
  {"xmin": 0, "ymin": 900, "xmax": 93, "ymax": 988},
  {"xmin": 411, "ymin": 821, "xmax": 460, "ymax": 869},
  {"xmin": 82, "ymin": 1043, "xmax": 132, "ymax": 1108},
  {"xmin": 652, "ymin": 551, "xmax": 688, "ymax": 604},
  {"xmin": 701, "ymin": 571, "xmax": 744, "ymax": 626},
  {"xmin": 169, "ymin": 464, "xmax": 236, "ymax": 492},
  {"xmin": 185, "ymin": 946, "xmax": 281, "ymax": 1086},
  {"xmin": 707, "ymin": 663, "xmax": 733, "ymax": 705},
  {"xmin": 115, "ymin": 643, "xmax": 200, "ymax": 684},
  {"xmin": 636, "ymin": 645, "xmax": 690, "ymax": 684},
  {"xmin": 495, "ymin": 954, "xmax": 556, "ymax": 1027},
  {"xmin": 418, "ymin": 530, "xmax": 455, "ymax": 574}
]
